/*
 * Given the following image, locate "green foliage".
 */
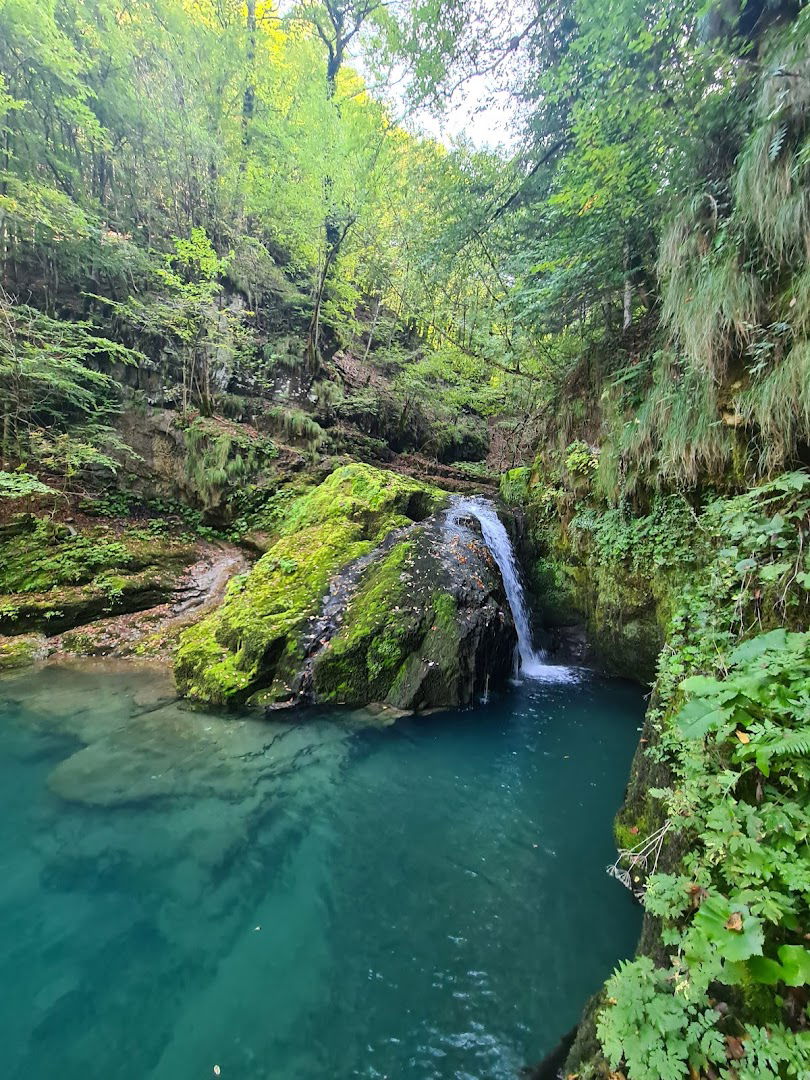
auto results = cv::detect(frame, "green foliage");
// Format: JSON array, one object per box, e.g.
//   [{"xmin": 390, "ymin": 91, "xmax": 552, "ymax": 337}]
[
  {"xmin": 0, "ymin": 471, "xmax": 54, "ymax": 498},
  {"xmin": 0, "ymin": 519, "xmax": 133, "ymax": 595},
  {"xmin": 598, "ymin": 957, "xmax": 725, "ymax": 1080},
  {"xmin": 0, "ymin": 291, "xmax": 141, "ymax": 475},
  {"xmin": 564, "ymin": 440, "xmax": 598, "ymax": 478},
  {"xmin": 596, "ymin": 471, "xmax": 810, "ymax": 1079},
  {"xmin": 499, "ymin": 467, "xmax": 532, "ymax": 505},
  {"xmin": 181, "ymin": 416, "xmax": 278, "ymax": 510},
  {"xmin": 570, "ymin": 495, "xmax": 701, "ymax": 575}
]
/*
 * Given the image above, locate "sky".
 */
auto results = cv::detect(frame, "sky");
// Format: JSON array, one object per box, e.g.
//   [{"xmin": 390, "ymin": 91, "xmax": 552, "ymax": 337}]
[
  {"xmin": 274, "ymin": 0, "xmax": 526, "ymax": 152},
  {"xmin": 409, "ymin": 76, "xmax": 518, "ymax": 151}
]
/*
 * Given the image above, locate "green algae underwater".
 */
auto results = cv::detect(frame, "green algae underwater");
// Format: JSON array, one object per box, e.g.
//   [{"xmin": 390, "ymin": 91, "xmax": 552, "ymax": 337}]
[{"xmin": 0, "ymin": 659, "xmax": 642, "ymax": 1079}]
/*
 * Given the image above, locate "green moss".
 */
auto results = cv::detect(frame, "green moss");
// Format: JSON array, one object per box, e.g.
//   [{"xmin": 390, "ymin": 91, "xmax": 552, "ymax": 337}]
[
  {"xmin": 613, "ymin": 807, "xmax": 656, "ymax": 854},
  {"xmin": 276, "ymin": 462, "xmax": 441, "ymax": 542},
  {"xmin": 0, "ymin": 517, "xmax": 197, "ymax": 633},
  {"xmin": 425, "ymin": 591, "xmax": 461, "ymax": 673},
  {"xmin": 0, "ymin": 514, "xmax": 197, "ymax": 636},
  {"xmin": 175, "ymin": 464, "xmax": 445, "ymax": 706},
  {"xmin": 0, "ymin": 566, "xmax": 187, "ymax": 635},
  {"xmin": 499, "ymin": 466, "xmax": 532, "ymax": 505},
  {"xmin": 0, "ymin": 634, "xmax": 44, "ymax": 671},
  {"xmin": 313, "ymin": 541, "xmax": 420, "ymax": 704},
  {"xmin": 0, "ymin": 519, "xmax": 134, "ymax": 594}
]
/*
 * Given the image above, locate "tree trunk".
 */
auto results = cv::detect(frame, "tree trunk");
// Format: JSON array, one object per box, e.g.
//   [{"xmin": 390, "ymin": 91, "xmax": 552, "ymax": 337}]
[
  {"xmin": 623, "ymin": 237, "xmax": 632, "ymax": 332},
  {"xmin": 362, "ymin": 297, "xmax": 381, "ymax": 363},
  {"xmin": 242, "ymin": 0, "xmax": 257, "ymax": 152}
]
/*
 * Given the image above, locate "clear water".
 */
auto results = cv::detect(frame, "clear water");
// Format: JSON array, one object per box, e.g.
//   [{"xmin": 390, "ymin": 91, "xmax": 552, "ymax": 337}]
[{"xmin": 0, "ymin": 660, "xmax": 642, "ymax": 1080}]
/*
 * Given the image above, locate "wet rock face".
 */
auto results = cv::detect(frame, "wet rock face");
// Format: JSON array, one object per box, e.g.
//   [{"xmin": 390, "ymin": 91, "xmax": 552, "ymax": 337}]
[
  {"xmin": 174, "ymin": 464, "xmax": 516, "ymax": 712},
  {"xmin": 309, "ymin": 510, "xmax": 516, "ymax": 711}
]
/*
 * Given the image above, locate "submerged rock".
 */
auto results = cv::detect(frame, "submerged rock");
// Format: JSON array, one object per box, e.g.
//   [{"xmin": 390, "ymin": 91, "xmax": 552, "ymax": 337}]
[{"xmin": 174, "ymin": 464, "xmax": 517, "ymax": 711}]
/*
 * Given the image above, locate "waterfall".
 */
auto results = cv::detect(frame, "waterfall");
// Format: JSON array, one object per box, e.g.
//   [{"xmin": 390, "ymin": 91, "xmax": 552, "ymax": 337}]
[{"xmin": 448, "ymin": 497, "xmax": 574, "ymax": 682}]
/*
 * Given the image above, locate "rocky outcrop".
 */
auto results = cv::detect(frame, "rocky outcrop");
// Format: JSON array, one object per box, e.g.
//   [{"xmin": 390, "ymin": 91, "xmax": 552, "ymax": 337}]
[
  {"xmin": 0, "ymin": 515, "xmax": 200, "ymax": 637},
  {"xmin": 174, "ymin": 463, "xmax": 516, "ymax": 711},
  {"xmin": 0, "ymin": 633, "xmax": 48, "ymax": 671},
  {"xmin": 309, "ymin": 507, "xmax": 515, "ymax": 710},
  {"xmin": 0, "ymin": 510, "xmax": 249, "ymax": 665}
]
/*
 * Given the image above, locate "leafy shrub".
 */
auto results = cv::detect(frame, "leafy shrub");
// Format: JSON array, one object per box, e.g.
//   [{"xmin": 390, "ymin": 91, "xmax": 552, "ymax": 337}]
[{"xmin": 598, "ymin": 470, "xmax": 810, "ymax": 1080}]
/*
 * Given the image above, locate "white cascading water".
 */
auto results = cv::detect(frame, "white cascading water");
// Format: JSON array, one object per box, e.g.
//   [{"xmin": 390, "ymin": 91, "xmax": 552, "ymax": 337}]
[{"xmin": 450, "ymin": 497, "xmax": 576, "ymax": 683}]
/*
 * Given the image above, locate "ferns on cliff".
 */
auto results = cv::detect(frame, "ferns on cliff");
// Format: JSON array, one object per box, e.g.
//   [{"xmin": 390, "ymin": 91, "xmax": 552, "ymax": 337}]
[
  {"xmin": 262, "ymin": 406, "xmax": 326, "ymax": 451},
  {"xmin": 659, "ymin": 232, "xmax": 762, "ymax": 380},
  {"xmin": 740, "ymin": 341, "xmax": 810, "ymax": 473},
  {"xmin": 733, "ymin": 26, "xmax": 810, "ymax": 264},
  {"xmin": 647, "ymin": 16, "xmax": 810, "ymax": 497},
  {"xmin": 599, "ymin": 351, "xmax": 734, "ymax": 498},
  {"xmin": 183, "ymin": 418, "xmax": 278, "ymax": 509}
]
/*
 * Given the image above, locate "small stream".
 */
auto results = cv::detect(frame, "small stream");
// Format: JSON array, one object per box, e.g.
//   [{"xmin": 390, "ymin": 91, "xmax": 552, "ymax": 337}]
[{"xmin": 0, "ymin": 660, "xmax": 642, "ymax": 1080}]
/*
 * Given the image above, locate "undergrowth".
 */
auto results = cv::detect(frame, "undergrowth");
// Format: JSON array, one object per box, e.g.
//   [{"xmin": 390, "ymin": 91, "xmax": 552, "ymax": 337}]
[
  {"xmin": 180, "ymin": 414, "xmax": 278, "ymax": 509},
  {"xmin": 594, "ymin": 470, "xmax": 810, "ymax": 1080}
]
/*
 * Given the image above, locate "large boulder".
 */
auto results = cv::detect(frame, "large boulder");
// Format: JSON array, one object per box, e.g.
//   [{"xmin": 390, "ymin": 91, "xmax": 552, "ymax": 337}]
[
  {"xmin": 174, "ymin": 465, "xmax": 516, "ymax": 711},
  {"xmin": 174, "ymin": 464, "xmax": 443, "ymax": 706},
  {"xmin": 309, "ymin": 511, "xmax": 515, "ymax": 710}
]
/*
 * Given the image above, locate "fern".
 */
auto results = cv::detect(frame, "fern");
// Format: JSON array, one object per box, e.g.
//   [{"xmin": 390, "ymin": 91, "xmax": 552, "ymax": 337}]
[{"xmin": 768, "ymin": 124, "xmax": 788, "ymax": 162}]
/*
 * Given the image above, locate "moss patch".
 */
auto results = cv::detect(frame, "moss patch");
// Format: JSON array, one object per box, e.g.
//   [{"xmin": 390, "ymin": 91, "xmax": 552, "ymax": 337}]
[
  {"xmin": 0, "ymin": 517, "xmax": 197, "ymax": 635},
  {"xmin": 311, "ymin": 508, "xmax": 511, "ymax": 711},
  {"xmin": 0, "ymin": 634, "xmax": 45, "ymax": 671},
  {"xmin": 312, "ymin": 541, "xmax": 426, "ymax": 704}
]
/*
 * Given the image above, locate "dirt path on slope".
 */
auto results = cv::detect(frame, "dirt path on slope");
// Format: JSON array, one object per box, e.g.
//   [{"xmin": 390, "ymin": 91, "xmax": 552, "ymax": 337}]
[{"xmin": 47, "ymin": 543, "xmax": 250, "ymax": 663}]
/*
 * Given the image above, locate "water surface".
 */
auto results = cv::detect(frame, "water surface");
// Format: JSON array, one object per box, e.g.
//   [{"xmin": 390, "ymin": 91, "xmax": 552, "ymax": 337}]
[{"xmin": 0, "ymin": 661, "xmax": 642, "ymax": 1080}]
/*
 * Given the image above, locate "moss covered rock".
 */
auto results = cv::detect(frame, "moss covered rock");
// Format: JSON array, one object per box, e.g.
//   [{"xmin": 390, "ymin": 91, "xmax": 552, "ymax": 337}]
[
  {"xmin": 0, "ymin": 633, "xmax": 46, "ymax": 671},
  {"xmin": 309, "ymin": 500, "xmax": 516, "ymax": 710},
  {"xmin": 0, "ymin": 516, "xmax": 198, "ymax": 636},
  {"xmin": 174, "ymin": 464, "xmax": 446, "ymax": 707}
]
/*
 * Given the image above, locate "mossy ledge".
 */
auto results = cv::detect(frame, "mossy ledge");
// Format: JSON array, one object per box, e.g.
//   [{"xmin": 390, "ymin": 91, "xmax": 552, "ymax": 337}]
[
  {"xmin": 173, "ymin": 463, "xmax": 447, "ymax": 707},
  {"xmin": 0, "ymin": 516, "xmax": 199, "ymax": 638}
]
